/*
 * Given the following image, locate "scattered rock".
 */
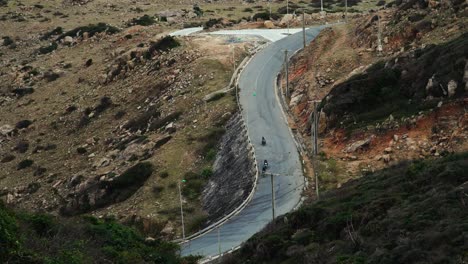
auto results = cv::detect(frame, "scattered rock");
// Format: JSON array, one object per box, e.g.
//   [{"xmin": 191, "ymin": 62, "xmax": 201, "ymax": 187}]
[
  {"xmin": 382, "ymin": 154, "xmax": 391, "ymax": 163},
  {"xmin": 264, "ymin": 20, "xmax": 275, "ymax": 29},
  {"xmin": 63, "ymin": 36, "xmax": 74, "ymax": 45},
  {"xmin": 344, "ymin": 138, "xmax": 371, "ymax": 153},
  {"xmin": 447, "ymin": 80, "xmax": 457, "ymax": 97},
  {"xmin": 93, "ymin": 157, "xmax": 111, "ymax": 168},
  {"xmin": 0, "ymin": 124, "xmax": 15, "ymax": 136},
  {"xmin": 165, "ymin": 122, "xmax": 176, "ymax": 134}
]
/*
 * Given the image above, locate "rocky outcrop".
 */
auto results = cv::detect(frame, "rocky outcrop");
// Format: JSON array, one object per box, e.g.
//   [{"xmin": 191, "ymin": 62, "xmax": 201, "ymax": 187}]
[
  {"xmin": 60, "ymin": 162, "xmax": 153, "ymax": 216},
  {"xmin": 202, "ymin": 113, "xmax": 255, "ymax": 224},
  {"xmin": 322, "ymin": 33, "xmax": 467, "ymax": 129}
]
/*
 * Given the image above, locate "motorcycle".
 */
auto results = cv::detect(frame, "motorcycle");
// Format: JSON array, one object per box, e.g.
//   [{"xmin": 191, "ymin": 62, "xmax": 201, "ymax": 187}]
[
  {"xmin": 261, "ymin": 137, "xmax": 266, "ymax": 146},
  {"xmin": 262, "ymin": 159, "xmax": 269, "ymax": 173}
]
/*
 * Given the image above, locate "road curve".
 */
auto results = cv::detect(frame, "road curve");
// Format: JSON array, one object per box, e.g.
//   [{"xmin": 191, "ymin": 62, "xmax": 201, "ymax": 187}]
[{"xmin": 181, "ymin": 27, "xmax": 323, "ymax": 259}]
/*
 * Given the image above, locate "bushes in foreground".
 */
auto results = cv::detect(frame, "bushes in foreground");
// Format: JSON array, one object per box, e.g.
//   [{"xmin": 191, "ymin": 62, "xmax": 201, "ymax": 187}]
[{"xmin": 0, "ymin": 202, "xmax": 199, "ymax": 263}]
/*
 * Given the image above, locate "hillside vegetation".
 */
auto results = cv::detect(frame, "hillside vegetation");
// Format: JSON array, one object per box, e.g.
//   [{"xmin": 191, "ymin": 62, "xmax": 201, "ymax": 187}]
[
  {"xmin": 224, "ymin": 153, "xmax": 468, "ymax": 263},
  {"xmin": 0, "ymin": 202, "xmax": 199, "ymax": 263}
]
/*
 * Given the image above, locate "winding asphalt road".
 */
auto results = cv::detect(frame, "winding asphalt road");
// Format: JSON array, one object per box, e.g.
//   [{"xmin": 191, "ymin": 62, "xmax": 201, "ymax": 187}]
[{"xmin": 181, "ymin": 27, "xmax": 323, "ymax": 259}]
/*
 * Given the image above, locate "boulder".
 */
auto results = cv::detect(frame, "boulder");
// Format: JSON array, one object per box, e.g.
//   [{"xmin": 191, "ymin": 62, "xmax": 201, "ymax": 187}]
[
  {"xmin": 264, "ymin": 20, "xmax": 275, "ymax": 29},
  {"xmin": 280, "ymin": 14, "xmax": 294, "ymax": 26},
  {"xmin": 0, "ymin": 125, "xmax": 15, "ymax": 136},
  {"xmin": 289, "ymin": 92, "xmax": 303, "ymax": 107},
  {"xmin": 165, "ymin": 122, "xmax": 176, "ymax": 134},
  {"xmin": 63, "ymin": 36, "xmax": 74, "ymax": 45},
  {"xmin": 6, "ymin": 193, "xmax": 14, "ymax": 204},
  {"xmin": 344, "ymin": 138, "xmax": 371, "ymax": 153}
]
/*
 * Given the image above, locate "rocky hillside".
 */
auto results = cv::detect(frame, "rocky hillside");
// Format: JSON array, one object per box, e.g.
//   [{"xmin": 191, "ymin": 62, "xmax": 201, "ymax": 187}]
[
  {"xmin": 322, "ymin": 32, "xmax": 467, "ymax": 130},
  {"xmin": 281, "ymin": 1, "xmax": 467, "ymax": 190},
  {"xmin": 0, "ymin": 0, "xmax": 265, "ymax": 240},
  {"xmin": 223, "ymin": 152, "xmax": 468, "ymax": 264}
]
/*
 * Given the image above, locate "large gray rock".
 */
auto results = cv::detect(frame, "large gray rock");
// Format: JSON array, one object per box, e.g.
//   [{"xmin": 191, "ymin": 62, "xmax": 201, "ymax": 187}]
[
  {"xmin": 63, "ymin": 36, "xmax": 74, "ymax": 45},
  {"xmin": 344, "ymin": 138, "xmax": 372, "ymax": 153},
  {"xmin": 0, "ymin": 125, "xmax": 14, "ymax": 136},
  {"xmin": 280, "ymin": 14, "xmax": 294, "ymax": 26}
]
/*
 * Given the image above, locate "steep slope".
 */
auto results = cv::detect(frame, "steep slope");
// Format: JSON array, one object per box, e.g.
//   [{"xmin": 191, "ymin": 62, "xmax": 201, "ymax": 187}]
[
  {"xmin": 280, "ymin": 0, "xmax": 467, "ymax": 190},
  {"xmin": 223, "ymin": 153, "xmax": 468, "ymax": 264}
]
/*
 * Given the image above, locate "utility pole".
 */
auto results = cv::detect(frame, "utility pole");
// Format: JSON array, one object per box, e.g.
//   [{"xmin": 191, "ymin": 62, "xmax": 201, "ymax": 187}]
[
  {"xmin": 232, "ymin": 45, "xmax": 236, "ymax": 73},
  {"xmin": 178, "ymin": 182, "xmax": 186, "ymax": 239},
  {"xmin": 312, "ymin": 101, "xmax": 320, "ymax": 199},
  {"xmin": 302, "ymin": 11, "xmax": 306, "ymax": 49},
  {"xmin": 269, "ymin": 0, "xmax": 272, "ymax": 19},
  {"xmin": 321, "ymin": 0, "xmax": 324, "ymax": 12},
  {"xmin": 284, "ymin": 49, "xmax": 289, "ymax": 98},
  {"xmin": 217, "ymin": 227, "xmax": 221, "ymax": 255},
  {"xmin": 286, "ymin": 0, "xmax": 290, "ymax": 34},
  {"xmin": 345, "ymin": 0, "xmax": 348, "ymax": 22},
  {"xmin": 377, "ymin": 14, "xmax": 383, "ymax": 54},
  {"xmin": 270, "ymin": 173, "xmax": 276, "ymax": 220}
]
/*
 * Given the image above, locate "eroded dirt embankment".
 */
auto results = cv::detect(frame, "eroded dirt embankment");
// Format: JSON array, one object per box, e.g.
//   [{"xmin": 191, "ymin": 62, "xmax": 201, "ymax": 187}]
[{"xmin": 202, "ymin": 112, "xmax": 255, "ymax": 225}]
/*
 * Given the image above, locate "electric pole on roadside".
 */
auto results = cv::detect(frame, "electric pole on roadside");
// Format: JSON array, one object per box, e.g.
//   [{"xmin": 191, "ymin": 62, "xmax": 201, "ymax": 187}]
[
  {"xmin": 270, "ymin": 174, "xmax": 276, "ymax": 220},
  {"xmin": 232, "ymin": 45, "xmax": 236, "ymax": 73},
  {"xmin": 311, "ymin": 101, "xmax": 320, "ymax": 199},
  {"xmin": 345, "ymin": 0, "xmax": 348, "ymax": 22},
  {"xmin": 377, "ymin": 14, "xmax": 383, "ymax": 54},
  {"xmin": 268, "ymin": 0, "xmax": 272, "ymax": 19},
  {"xmin": 178, "ymin": 181, "xmax": 186, "ymax": 239},
  {"xmin": 217, "ymin": 227, "xmax": 221, "ymax": 255},
  {"xmin": 286, "ymin": 0, "xmax": 290, "ymax": 34},
  {"xmin": 302, "ymin": 11, "xmax": 306, "ymax": 49},
  {"xmin": 284, "ymin": 49, "xmax": 289, "ymax": 98}
]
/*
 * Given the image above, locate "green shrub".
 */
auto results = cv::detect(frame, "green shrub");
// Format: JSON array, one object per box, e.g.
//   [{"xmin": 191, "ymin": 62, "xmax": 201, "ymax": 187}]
[
  {"xmin": 206, "ymin": 148, "xmax": 216, "ymax": 161},
  {"xmin": 187, "ymin": 215, "xmax": 208, "ymax": 233},
  {"xmin": 25, "ymin": 214, "xmax": 57, "ymax": 237},
  {"xmin": 17, "ymin": 159, "xmax": 33, "ymax": 170},
  {"xmin": 145, "ymin": 36, "xmax": 180, "ymax": 59},
  {"xmin": 193, "ymin": 4, "xmax": 203, "ymax": 17},
  {"xmin": 130, "ymin": 15, "xmax": 156, "ymax": 26},
  {"xmin": 181, "ymin": 172, "xmax": 205, "ymax": 200},
  {"xmin": 253, "ymin": 12, "xmax": 280, "ymax": 21},
  {"xmin": 160, "ymin": 171, "xmax": 169, "ymax": 178},
  {"xmin": 38, "ymin": 42, "xmax": 58, "ymax": 54},
  {"xmin": 0, "ymin": 202, "xmax": 19, "ymax": 262},
  {"xmin": 201, "ymin": 168, "xmax": 213, "ymax": 178},
  {"xmin": 2, "ymin": 36, "xmax": 14, "ymax": 46},
  {"xmin": 203, "ymin": 18, "xmax": 223, "ymax": 29}
]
